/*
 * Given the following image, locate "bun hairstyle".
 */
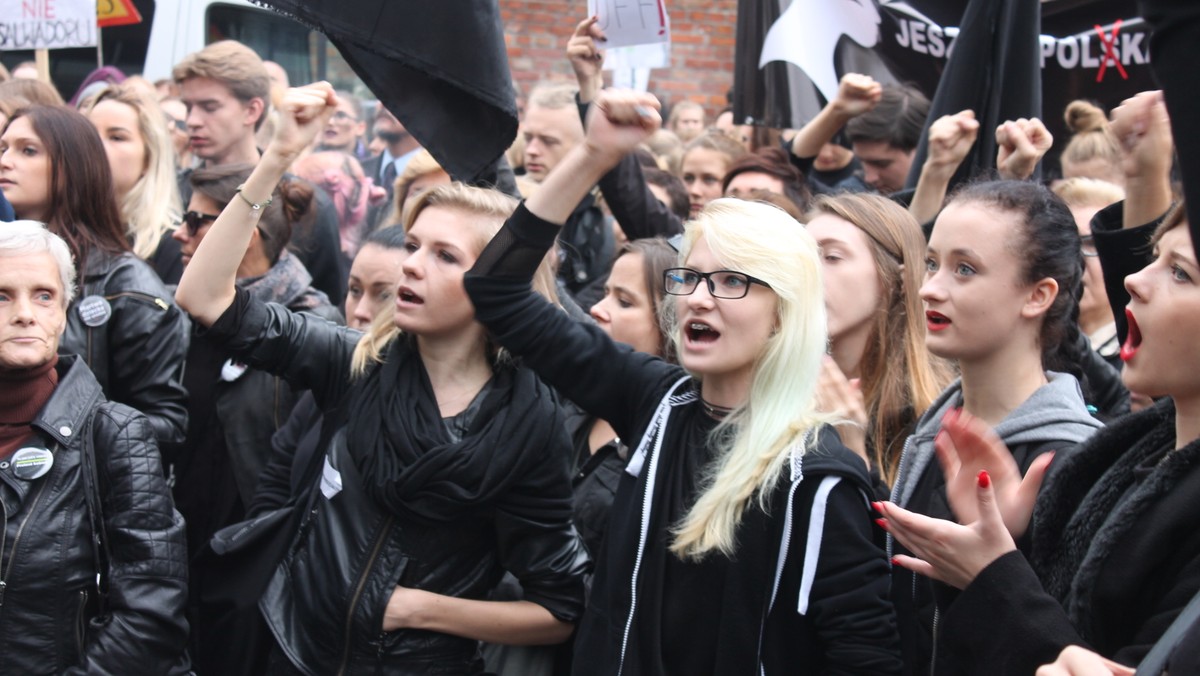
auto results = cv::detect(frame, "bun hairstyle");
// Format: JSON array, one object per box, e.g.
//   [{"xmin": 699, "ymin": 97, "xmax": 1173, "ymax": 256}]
[
  {"xmin": 188, "ymin": 163, "xmax": 315, "ymax": 265},
  {"xmin": 1063, "ymin": 99, "xmax": 1109, "ymax": 135},
  {"xmin": 948, "ymin": 180, "xmax": 1085, "ymax": 379},
  {"xmin": 1061, "ymin": 100, "xmax": 1122, "ymax": 181}
]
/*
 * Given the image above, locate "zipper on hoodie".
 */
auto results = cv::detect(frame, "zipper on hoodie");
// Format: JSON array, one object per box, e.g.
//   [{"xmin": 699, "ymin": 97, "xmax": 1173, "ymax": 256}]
[
  {"xmin": 336, "ymin": 515, "xmax": 393, "ymax": 676},
  {"xmin": 616, "ymin": 416, "xmax": 664, "ymax": 676},
  {"xmin": 886, "ymin": 434, "xmax": 916, "ymax": 561},
  {"xmin": 0, "ymin": 480, "xmax": 50, "ymax": 608},
  {"xmin": 616, "ymin": 378, "xmax": 691, "ymax": 676},
  {"xmin": 930, "ymin": 605, "xmax": 940, "ymax": 676}
]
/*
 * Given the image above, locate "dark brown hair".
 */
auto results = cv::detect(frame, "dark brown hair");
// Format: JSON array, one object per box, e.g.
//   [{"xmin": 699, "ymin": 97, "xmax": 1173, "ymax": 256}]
[
  {"xmin": 846, "ymin": 84, "xmax": 930, "ymax": 152},
  {"xmin": 721, "ymin": 147, "xmax": 812, "ymax": 212},
  {"xmin": 616, "ymin": 237, "xmax": 677, "ymax": 362},
  {"xmin": 4, "ymin": 105, "xmax": 129, "ymax": 272},
  {"xmin": 189, "ymin": 163, "xmax": 314, "ymax": 265}
]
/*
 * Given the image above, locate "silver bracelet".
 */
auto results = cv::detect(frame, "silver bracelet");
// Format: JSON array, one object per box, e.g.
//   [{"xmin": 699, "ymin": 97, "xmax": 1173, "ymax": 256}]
[{"xmin": 235, "ymin": 183, "xmax": 273, "ymax": 210}]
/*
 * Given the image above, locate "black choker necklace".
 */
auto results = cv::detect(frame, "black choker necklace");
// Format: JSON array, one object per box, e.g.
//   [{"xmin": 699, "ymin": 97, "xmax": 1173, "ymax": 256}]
[{"xmin": 701, "ymin": 399, "xmax": 735, "ymax": 420}]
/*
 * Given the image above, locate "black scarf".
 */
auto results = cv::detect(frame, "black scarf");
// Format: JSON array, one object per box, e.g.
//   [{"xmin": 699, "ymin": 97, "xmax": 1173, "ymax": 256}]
[{"xmin": 344, "ymin": 338, "xmax": 569, "ymax": 525}]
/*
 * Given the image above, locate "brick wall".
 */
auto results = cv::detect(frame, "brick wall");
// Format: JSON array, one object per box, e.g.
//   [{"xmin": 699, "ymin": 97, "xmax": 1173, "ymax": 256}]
[{"xmin": 500, "ymin": 0, "xmax": 737, "ymax": 120}]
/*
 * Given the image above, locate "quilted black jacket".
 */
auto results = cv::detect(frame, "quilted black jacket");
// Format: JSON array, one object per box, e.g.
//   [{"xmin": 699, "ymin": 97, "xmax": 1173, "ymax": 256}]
[{"xmin": 0, "ymin": 356, "xmax": 190, "ymax": 675}]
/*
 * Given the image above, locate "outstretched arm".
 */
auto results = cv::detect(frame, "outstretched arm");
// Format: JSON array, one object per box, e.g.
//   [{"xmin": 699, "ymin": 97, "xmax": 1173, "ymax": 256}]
[
  {"xmin": 789, "ymin": 73, "xmax": 881, "ymax": 160},
  {"xmin": 176, "ymin": 84, "xmax": 338, "ymax": 326},
  {"xmin": 384, "ymin": 591, "xmax": 574, "ymax": 645},
  {"xmin": 526, "ymin": 89, "xmax": 662, "ymax": 225},
  {"xmin": 995, "ymin": 117, "xmax": 1053, "ymax": 181},
  {"xmin": 1110, "ymin": 90, "xmax": 1174, "ymax": 229},
  {"xmin": 908, "ymin": 110, "xmax": 979, "ymax": 224},
  {"xmin": 567, "ymin": 16, "xmax": 683, "ymax": 238}
]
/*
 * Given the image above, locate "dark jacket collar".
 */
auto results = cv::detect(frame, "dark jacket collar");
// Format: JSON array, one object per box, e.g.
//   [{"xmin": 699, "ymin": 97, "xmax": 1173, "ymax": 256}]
[{"xmin": 31, "ymin": 355, "xmax": 104, "ymax": 447}]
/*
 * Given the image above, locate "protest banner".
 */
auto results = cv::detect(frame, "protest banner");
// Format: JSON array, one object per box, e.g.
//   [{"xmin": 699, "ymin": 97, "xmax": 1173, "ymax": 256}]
[
  {"xmin": 0, "ymin": 0, "xmax": 97, "ymax": 50},
  {"xmin": 735, "ymin": 0, "xmax": 1155, "ymax": 171}
]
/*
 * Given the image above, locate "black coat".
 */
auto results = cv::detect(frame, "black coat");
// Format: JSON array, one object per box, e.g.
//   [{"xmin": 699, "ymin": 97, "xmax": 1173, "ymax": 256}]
[
  {"xmin": 205, "ymin": 290, "xmax": 589, "ymax": 676},
  {"xmin": 61, "ymin": 250, "xmax": 189, "ymax": 446},
  {"xmin": 936, "ymin": 400, "xmax": 1200, "ymax": 674},
  {"xmin": 0, "ymin": 357, "xmax": 189, "ymax": 675}
]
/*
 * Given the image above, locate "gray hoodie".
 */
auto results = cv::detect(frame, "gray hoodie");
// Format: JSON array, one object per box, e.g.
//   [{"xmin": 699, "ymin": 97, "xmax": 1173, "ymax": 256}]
[{"xmin": 891, "ymin": 371, "xmax": 1104, "ymax": 511}]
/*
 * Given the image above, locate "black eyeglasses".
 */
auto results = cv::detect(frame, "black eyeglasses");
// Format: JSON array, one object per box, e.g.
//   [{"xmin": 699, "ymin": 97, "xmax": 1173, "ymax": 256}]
[
  {"xmin": 164, "ymin": 115, "xmax": 187, "ymax": 133},
  {"xmin": 331, "ymin": 111, "xmax": 358, "ymax": 123},
  {"xmin": 1080, "ymin": 234, "xmax": 1099, "ymax": 257},
  {"xmin": 179, "ymin": 210, "xmax": 219, "ymax": 236},
  {"xmin": 663, "ymin": 267, "xmax": 772, "ymax": 299}
]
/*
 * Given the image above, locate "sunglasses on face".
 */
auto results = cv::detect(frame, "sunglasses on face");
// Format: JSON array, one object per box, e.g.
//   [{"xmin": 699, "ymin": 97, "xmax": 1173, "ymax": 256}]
[
  {"xmin": 164, "ymin": 115, "xmax": 187, "ymax": 133},
  {"xmin": 663, "ymin": 267, "xmax": 772, "ymax": 299},
  {"xmin": 179, "ymin": 210, "xmax": 219, "ymax": 236}
]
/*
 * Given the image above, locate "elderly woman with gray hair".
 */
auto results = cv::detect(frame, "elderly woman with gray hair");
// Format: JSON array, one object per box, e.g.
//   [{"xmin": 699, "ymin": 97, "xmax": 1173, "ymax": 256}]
[{"xmin": 0, "ymin": 221, "xmax": 189, "ymax": 674}]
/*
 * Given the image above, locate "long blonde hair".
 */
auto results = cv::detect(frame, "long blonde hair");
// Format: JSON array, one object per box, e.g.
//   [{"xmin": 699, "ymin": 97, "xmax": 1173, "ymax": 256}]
[
  {"xmin": 668, "ymin": 198, "xmax": 829, "ymax": 560},
  {"xmin": 81, "ymin": 83, "xmax": 181, "ymax": 259},
  {"xmin": 350, "ymin": 183, "xmax": 558, "ymax": 375}
]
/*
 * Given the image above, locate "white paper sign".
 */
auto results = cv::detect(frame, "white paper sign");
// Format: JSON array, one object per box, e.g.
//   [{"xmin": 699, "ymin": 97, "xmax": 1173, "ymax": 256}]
[
  {"xmin": 588, "ymin": 0, "xmax": 670, "ymax": 49},
  {"xmin": 606, "ymin": 42, "xmax": 670, "ymax": 71},
  {"xmin": 0, "ymin": 0, "xmax": 97, "ymax": 50}
]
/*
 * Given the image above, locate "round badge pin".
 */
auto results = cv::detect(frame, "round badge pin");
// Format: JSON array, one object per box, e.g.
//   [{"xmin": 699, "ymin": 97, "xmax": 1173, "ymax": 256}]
[
  {"xmin": 77, "ymin": 295, "xmax": 113, "ymax": 328},
  {"xmin": 11, "ymin": 447, "xmax": 54, "ymax": 481}
]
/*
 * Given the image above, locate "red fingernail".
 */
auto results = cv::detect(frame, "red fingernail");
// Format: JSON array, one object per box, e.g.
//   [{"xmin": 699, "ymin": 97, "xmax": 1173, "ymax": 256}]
[
  {"xmin": 874, "ymin": 518, "xmax": 888, "ymax": 529},
  {"xmin": 891, "ymin": 557, "xmax": 901, "ymax": 566},
  {"xmin": 872, "ymin": 501, "xmax": 884, "ymax": 513},
  {"xmin": 978, "ymin": 470, "xmax": 990, "ymax": 488}
]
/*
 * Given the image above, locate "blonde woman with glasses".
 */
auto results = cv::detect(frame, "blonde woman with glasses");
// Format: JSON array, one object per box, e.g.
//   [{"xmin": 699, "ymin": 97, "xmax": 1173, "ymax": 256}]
[{"xmin": 466, "ymin": 89, "xmax": 901, "ymax": 675}]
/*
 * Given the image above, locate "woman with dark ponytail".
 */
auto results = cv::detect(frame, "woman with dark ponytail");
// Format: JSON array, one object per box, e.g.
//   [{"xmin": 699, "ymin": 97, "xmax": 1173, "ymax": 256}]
[
  {"xmin": 169, "ymin": 162, "xmax": 343, "ymax": 674},
  {"xmin": 886, "ymin": 179, "xmax": 1104, "ymax": 674}
]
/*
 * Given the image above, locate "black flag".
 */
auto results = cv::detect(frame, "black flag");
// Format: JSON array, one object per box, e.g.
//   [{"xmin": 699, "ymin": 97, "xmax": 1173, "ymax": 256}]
[
  {"xmin": 903, "ymin": 0, "xmax": 1041, "ymax": 189},
  {"xmin": 251, "ymin": 0, "xmax": 517, "ymax": 183},
  {"xmin": 735, "ymin": 0, "xmax": 1155, "ymax": 173}
]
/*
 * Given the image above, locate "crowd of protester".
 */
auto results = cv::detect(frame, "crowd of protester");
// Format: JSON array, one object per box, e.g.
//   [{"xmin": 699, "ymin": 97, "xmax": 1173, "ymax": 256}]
[{"xmin": 3, "ymin": 6, "xmax": 1200, "ymax": 676}]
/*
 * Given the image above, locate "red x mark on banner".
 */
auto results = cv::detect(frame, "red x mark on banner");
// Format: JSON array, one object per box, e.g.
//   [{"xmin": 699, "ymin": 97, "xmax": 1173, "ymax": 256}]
[{"xmin": 1095, "ymin": 20, "xmax": 1128, "ymax": 83}]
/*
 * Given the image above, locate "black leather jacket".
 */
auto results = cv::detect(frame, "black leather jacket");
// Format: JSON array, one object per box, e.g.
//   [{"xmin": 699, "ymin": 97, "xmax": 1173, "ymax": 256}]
[
  {"xmin": 207, "ymin": 290, "xmax": 589, "ymax": 675},
  {"xmin": 61, "ymin": 250, "xmax": 190, "ymax": 445},
  {"xmin": 0, "ymin": 357, "xmax": 189, "ymax": 675}
]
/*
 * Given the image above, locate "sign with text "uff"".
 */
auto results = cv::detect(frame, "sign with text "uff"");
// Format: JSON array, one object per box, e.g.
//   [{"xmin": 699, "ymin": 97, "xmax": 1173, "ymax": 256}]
[{"xmin": 0, "ymin": 0, "xmax": 97, "ymax": 50}]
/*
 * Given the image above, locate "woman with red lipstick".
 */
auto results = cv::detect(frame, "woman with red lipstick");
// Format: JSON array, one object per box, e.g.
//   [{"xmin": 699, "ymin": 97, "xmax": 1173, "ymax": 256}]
[
  {"xmin": 0, "ymin": 105, "xmax": 189, "ymax": 446},
  {"xmin": 887, "ymin": 180, "xmax": 1104, "ymax": 674},
  {"xmin": 176, "ymin": 84, "xmax": 589, "ymax": 676},
  {"xmin": 467, "ymin": 89, "xmax": 902, "ymax": 675},
  {"xmin": 879, "ymin": 203, "xmax": 1200, "ymax": 674}
]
